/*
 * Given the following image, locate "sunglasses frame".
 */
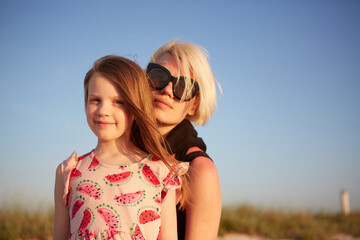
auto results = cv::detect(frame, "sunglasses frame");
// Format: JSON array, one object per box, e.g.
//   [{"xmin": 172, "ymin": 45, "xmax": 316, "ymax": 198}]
[{"xmin": 146, "ymin": 63, "xmax": 199, "ymax": 101}]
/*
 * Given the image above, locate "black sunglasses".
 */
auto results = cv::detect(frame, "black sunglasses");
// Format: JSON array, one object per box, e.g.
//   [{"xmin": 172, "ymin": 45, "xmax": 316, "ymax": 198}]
[{"xmin": 146, "ymin": 63, "xmax": 199, "ymax": 101}]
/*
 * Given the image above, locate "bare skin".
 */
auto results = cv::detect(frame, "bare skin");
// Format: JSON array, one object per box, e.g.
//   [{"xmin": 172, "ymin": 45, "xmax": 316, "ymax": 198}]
[{"xmin": 184, "ymin": 147, "xmax": 222, "ymax": 240}]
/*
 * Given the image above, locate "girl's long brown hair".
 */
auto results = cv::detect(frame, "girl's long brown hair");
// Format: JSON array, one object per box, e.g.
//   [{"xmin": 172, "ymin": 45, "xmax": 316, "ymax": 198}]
[{"xmin": 84, "ymin": 55, "xmax": 188, "ymax": 207}]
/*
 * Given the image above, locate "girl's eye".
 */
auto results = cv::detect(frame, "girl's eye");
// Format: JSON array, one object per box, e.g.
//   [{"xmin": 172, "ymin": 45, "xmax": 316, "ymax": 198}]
[
  {"xmin": 114, "ymin": 100, "xmax": 124, "ymax": 105},
  {"xmin": 89, "ymin": 98, "xmax": 100, "ymax": 103}
]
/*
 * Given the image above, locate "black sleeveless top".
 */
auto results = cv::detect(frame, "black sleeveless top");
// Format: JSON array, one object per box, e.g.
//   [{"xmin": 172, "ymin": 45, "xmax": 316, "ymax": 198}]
[{"xmin": 165, "ymin": 120, "xmax": 211, "ymax": 240}]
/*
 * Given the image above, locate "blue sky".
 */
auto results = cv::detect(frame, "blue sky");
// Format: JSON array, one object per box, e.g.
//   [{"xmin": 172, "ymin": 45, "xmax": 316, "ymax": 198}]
[{"xmin": 0, "ymin": 0, "xmax": 359, "ymax": 212}]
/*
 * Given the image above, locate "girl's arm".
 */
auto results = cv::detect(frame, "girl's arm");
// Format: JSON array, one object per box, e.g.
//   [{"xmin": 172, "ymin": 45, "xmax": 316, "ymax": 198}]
[
  {"xmin": 184, "ymin": 148, "xmax": 222, "ymax": 240},
  {"xmin": 161, "ymin": 188, "xmax": 178, "ymax": 239},
  {"xmin": 53, "ymin": 164, "xmax": 70, "ymax": 240}
]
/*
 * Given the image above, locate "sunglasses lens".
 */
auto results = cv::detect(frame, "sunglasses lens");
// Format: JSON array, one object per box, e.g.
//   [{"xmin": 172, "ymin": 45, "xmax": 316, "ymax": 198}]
[
  {"xmin": 147, "ymin": 65, "xmax": 198, "ymax": 101},
  {"xmin": 148, "ymin": 68, "xmax": 169, "ymax": 89},
  {"xmin": 175, "ymin": 78, "xmax": 200, "ymax": 101},
  {"xmin": 173, "ymin": 78, "xmax": 186, "ymax": 100}
]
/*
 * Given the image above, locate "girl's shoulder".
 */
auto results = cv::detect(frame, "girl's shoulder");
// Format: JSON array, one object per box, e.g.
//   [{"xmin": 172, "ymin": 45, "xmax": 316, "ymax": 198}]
[
  {"xmin": 61, "ymin": 151, "xmax": 77, "ymax": 170},
  {"xmin": 61, "ymin": 150, "xmax": 93, "ymax": 169},
  {"xmin": 59, "ymin": 150, "xmax": 93, "ymax": 207}
]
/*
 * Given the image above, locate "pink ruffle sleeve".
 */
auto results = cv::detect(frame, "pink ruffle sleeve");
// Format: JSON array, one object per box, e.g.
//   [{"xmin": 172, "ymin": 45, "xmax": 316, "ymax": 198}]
[
  {"xmin": 61, "ymin": 151, "xmax": 78, "ymax": 207},
  {"xmin": 161, "ymin": 162, "xmax": 189, "ymax": 202}
]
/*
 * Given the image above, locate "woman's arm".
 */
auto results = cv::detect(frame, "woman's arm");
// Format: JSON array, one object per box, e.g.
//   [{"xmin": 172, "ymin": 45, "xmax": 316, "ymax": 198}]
[
  {"xmin": 53, "ymin": 164, "xmax": 70, "ymax": 240},
  {"xmin": 161, "ymin": 189, "xmax": 178, "ymax": 239},
  {"xmin": 185, "ymin": 148, "xmax": 222, "ymax": 240}
]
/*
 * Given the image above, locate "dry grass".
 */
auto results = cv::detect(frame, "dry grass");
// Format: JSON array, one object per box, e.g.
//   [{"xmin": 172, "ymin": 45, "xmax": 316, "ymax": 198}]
[
  {"xmin": 1, "ymin": 202, "xmax": 359, "ymax": 239},
  {"xmin": 219, "ymin": 204, "xmax": 360, "ymax": 240},
  {"xmin": 0, "ymin": 202, "xmax": 53, "ymax": 240}
]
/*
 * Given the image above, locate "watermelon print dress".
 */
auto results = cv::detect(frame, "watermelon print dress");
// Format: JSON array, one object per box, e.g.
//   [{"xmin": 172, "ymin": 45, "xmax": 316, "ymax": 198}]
[{"xmin": 61, "ymin": 150, "xmax": 188, "ymax": 240}]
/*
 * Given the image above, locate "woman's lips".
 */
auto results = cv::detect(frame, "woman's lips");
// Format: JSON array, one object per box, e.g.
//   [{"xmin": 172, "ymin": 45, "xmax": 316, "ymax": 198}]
[{"xmin": 154, "ymin": 99, "xmax": 172, "ymax": 108}]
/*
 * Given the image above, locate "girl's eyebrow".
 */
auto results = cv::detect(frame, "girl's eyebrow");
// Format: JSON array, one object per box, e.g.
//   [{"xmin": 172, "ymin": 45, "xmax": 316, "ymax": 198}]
[{"xmin": 88, "ymin": 94, "xmax": 123, "ymax": 99}]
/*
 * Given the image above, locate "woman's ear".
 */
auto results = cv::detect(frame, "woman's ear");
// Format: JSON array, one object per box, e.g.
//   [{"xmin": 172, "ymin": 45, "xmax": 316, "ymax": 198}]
[{"xmin": 187, "ymin": 97, "xmax": 199, "ymax": 117}]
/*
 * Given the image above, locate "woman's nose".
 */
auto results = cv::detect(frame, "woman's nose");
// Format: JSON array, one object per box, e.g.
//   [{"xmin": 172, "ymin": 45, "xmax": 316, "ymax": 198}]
[{"xmin": 160, "ymin": 81, "xmax": 174, "ymax": 98}]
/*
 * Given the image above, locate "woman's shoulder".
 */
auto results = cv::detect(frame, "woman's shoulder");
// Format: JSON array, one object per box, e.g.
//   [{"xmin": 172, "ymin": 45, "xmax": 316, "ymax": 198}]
[
  {"xmin": 186, "ymin": 147, "xmax": 221, "ymax": 204},
  {"xmin": 186, "ymin": 147, "xmax": 218, "ymax": 177}
]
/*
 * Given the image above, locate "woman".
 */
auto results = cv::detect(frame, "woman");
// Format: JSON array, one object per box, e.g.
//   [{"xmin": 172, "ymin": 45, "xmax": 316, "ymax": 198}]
[{"xmin": 146, "ymin": 40, "xmax": 222, "ymax": 240}]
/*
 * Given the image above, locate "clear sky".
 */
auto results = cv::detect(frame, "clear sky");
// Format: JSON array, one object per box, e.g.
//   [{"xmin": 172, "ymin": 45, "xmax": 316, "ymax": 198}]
[{"xmin": 0, "ymin": 0, "xmax": 359, "ymax": 212}]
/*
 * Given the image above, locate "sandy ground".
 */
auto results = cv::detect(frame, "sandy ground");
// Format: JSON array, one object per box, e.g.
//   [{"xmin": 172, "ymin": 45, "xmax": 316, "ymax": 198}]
[{"xmin": 217, "ymin": 233, "xmax": 360, "ymax": 240}]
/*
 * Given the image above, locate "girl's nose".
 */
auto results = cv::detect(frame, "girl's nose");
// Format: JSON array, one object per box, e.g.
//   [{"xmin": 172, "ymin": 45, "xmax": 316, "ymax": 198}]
[
  {"xmin": 97, "ymin": 102, "xmax": 110, "ymax": 116},
  {"xmin": 160, "ymin": 81, "xmax": 174, "ymax": 98}
]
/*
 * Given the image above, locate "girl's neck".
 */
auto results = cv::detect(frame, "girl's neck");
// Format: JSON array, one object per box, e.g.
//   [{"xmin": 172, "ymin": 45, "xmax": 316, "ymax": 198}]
[{"xmin": 94, "ymin": 139, "xmax": 146, "ymax": 166}]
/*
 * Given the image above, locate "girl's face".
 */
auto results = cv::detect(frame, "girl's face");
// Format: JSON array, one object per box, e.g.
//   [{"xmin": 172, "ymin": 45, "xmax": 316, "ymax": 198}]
[
  {"xmin": 86, "ymin": 72, "xmax": 132, "ymax": 144},
  {"xmin": 151, "ymin": 53, "xmax": 197, "ymax": 134}
]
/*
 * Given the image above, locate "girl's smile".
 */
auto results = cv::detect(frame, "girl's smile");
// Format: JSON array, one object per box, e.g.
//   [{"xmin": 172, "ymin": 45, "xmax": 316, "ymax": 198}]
[{"xmin": 94, "ymin": 120, "xmax": 116, "ymax": 127}]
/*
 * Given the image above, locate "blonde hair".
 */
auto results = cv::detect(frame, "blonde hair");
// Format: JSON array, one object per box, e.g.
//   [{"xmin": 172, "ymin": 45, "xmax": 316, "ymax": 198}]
[
  {"xmin": 150, "ymin": 40, "xmax": 221, "ymax": 125},
  {"xmin": 84, "ymin": 55, "xmax": 188, "ymax": 207}
]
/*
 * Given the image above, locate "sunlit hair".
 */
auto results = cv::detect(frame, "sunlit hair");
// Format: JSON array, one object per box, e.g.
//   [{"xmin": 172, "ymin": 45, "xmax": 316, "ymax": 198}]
[
  {"xmin": 84, "ymin": 55, "xmax": 188, "ymax": 207},
  {"xmin": 150, "ymin": 40, "xmax": 221, "ymax": 125}
]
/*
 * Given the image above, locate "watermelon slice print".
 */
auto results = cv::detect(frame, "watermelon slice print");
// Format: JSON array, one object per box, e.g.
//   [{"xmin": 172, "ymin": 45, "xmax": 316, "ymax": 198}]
[
  {"xmin": 78, "ymin": 208, "xmax": 94, "ymax": 231},
  {"xmin": 137, "ymin": 206, "xmax": 161, "ymax": 224},
  {"xmin": 76, "ymin": 180, "xmax": 103, "ymax": 200},
  {"xmin": 157, "ymin": 226, "xmax": 161, "ymax": 240},
  {"xmin": 151, "ymin": 156, "xmax": 160, "ymax": 162},
  {"xmin": 78, "ymin": 151, "xmax": 92, "ymax": 161},
  {"xmin": 132, "ymin": 223, "xmax": 145, "ymax": 240},
  {"xmin": 88, "ymin": 155, "xmax": 101, "ymax": 171},
  {"xmin": 102, "ymin": 228, "xmax": 123, "ymax": 240},
  {"xmin": 114, "ymin": 190, "xmax": 145, "ymax": 206},
  {"xmin": 72, "ymin": 196, "xmax": 85, "ymax": 219},
  {"xmin": 161, "ymin": 189, "xmax": 168, "ymax": 202},
  {"xmin": 70, "ymin": 168, "xmax": 82, "ymax": 180},
  {"xmin": 152, "ymin": 193, "xmax": 162, "ymax": 206},
  {"xmin": 96, "ymin": 204, "xmax": 121, "ymax": 229},
  {"xmin": 163, "ymin": 171, "xmax": 180, "ymax": 187},
  {"xmin": 104, "ymin": 171, "xmax": 132, "ymax": 186},
  {"xmin": 119, "ymin": 165, "xmax": 127, "ymax": 170},
  {"xmin": 138, "ymin": 164, "xmax": 160, "ymax": 187},
  {"xmin": 78, "ymin": 229, "xmax": 95, "ymax": 239},
  {"xmin": 66, "ymin": 187, "xmax": 72, "ymax": 208}
]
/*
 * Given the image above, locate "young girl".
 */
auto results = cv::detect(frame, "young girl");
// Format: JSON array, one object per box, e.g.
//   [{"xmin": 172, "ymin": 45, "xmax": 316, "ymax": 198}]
[{"xmin": 53, "ymin": 55, "xmax": 187, "ymax": 240}]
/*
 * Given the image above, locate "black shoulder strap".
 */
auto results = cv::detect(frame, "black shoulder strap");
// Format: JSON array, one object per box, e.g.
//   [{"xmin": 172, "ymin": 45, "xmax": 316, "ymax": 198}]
[
  {"xmin": 165, "ymin": 120, "xmax": 207, "ymax": 162},
  {"xmin": 182, "ymin": 151, "xmax": 212, "ymax": 163}
]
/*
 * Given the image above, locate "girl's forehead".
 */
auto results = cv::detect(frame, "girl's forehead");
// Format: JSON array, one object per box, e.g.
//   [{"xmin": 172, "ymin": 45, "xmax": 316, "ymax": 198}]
[{"xmin": 88, "ymin": 72, "xmax": 121, "ymax": 96}]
